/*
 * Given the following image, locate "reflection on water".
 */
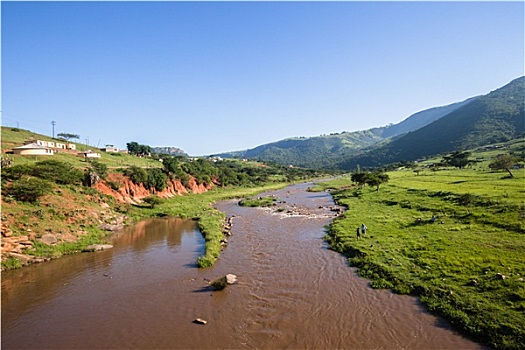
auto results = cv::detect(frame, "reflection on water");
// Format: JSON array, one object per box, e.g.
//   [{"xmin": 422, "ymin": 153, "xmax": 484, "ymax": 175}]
[{"xmin": 1, "ymin": 217, "xmax": 204, "ymax": 349}]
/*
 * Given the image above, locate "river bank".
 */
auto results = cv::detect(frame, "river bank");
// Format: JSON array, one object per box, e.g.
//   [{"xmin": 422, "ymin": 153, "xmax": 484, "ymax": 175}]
[
  {"xmin": 1, "ymin": 179, "xmax": 293, "ymax": 271},
  {"xmin": 311, "ymin": 170, "xmax": 525, "ymax": 349}
]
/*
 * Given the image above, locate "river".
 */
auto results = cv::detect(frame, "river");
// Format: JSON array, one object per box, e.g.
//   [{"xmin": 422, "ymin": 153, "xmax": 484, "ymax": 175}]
[{"xmin": 1, "ymin": 182, "xmax": 483, "ymax": 349}]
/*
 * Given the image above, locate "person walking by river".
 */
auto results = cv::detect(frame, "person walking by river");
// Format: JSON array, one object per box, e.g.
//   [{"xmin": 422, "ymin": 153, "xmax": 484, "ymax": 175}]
[{"xmin": 361, "ymin": 223, "xmax": 367, "ymax": 237}]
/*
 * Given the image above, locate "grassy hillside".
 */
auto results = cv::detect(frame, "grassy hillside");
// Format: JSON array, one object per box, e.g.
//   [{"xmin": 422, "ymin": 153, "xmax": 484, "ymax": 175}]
[
  {"xmin": 312, "ymin": 141, "xmax": 525, "ymax": 349},
  {"xmin": 381, "ymin": 97, "xmax": 475, "ymax": 138},
  {"xmin": 246, "ymin": 129, "xmax": 384, "ymax": 167},
  {"xmin": 1, "ymin": 126, "xmax": 162, "ymax": 169},
  {"xmin": 214, "ymin": 129, "xmax": 386, "ymax": 168},
  {"xmin": 339, "ymin": 76, "xmax": 525, "ymax": 169}
]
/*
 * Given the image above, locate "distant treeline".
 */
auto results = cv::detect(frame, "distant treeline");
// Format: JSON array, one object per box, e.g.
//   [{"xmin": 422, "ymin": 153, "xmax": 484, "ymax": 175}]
[{"xmin": 122, "ymin": 155, "xmax": 323, "ymax": 192}]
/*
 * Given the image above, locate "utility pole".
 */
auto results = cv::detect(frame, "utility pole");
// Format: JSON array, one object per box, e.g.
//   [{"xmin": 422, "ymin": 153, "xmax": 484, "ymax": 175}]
[{"xmin": 51, "ymin": 121, "xmax": 56, "ymax": 138}]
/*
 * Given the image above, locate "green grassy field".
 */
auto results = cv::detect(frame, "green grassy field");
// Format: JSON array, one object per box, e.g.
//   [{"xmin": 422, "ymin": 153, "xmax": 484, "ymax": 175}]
[
  {"xmin": 313, "ymin": 151, "xmax": 525, "ymax": 348},
  {"xmin": 1, "ymin": 126, "xmax": 161, "ymax": 169}
]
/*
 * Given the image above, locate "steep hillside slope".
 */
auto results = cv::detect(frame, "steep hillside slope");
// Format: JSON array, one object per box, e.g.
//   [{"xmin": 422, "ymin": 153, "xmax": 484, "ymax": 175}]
[
  {"xmin": 381, "ymin": 97, "xmax": 476, "ymax": 138},
  {"xmin": 338, "ymin": 76, "xmax": 525, "ymax": 169}
]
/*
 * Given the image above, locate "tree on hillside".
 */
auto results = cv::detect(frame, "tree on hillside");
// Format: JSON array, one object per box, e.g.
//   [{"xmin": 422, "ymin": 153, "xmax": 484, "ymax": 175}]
[
  {"xmin": 57, "ymin": 133, "xmax": 80, "ymax": 141},
  {"xmin": 127, "ymin": 141, "xmax": 151, "ymax": 157},
  {"xmin": 351, "ymin": 171, "xmax": 389, "ymax": 191},
  {"xmin": 489, "ymin": 154, "xmax": 519, "ymax": 178},
  {"xmin": 443, "ymin": 151, "xmax": 471, "ymax": 169},
  {"xmin": 365, "ymin": 172, "xmax": 390, "ymax": 192},
  {"xmin": 351, "ymin": 172, "xmax": 368, "ymax": 188}
]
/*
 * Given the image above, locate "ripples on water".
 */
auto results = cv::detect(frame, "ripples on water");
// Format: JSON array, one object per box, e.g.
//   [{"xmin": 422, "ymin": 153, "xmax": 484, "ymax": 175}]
[{"xmin": 2, "ymin": 183, "xmax": 482, "ymax": 349}]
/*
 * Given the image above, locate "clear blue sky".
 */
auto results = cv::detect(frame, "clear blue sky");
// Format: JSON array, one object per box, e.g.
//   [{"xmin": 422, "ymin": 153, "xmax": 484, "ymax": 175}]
[{"xmin": 2, "ymin": 1, "xmax": 524, "ymax": 156}]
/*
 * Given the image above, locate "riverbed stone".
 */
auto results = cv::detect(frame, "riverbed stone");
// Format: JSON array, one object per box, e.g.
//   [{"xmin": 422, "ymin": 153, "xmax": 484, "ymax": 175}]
[
  {"xmin": 193, "ymin": 318, "xmax": 207, "ymax": 325},
  {"xmin": 210, "ymin": 274, "xmax": 238, "ymax": 290},
  {"xmin": 99, "ymin": 223, "xmax": 124, "ymax": 231},
  {"xmin": 40, "ymin": 234, "xmax": 58, "ymax": 245},
  {"xmin": 7, "ymin": 252, "xmax": 32, "ymax": 265},
  {"xmin": 83, "ymin": 244, "xmax": 114, "ymax": 252}
]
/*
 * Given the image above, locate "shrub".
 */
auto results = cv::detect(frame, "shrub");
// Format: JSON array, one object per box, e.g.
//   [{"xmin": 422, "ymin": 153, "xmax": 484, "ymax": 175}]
[
  {"xmin": 145, "ymin": 168, "xmax": 167, "ymax": 191},
  {"xmin": 2, "ymin": 164, "xmax": 33, "ymax": 181},
  {"xmin": 32, "ymin": 160, "xmax": 83, "ymax": 185},
  {"xmin": 7, "ymin": 177, "xmax": 54, "ymax": 203},
  {"xmin": 123, "ymin": 166, "xmax": 168, "ymax": 191},
  {"xmin": 124, "ymin": 166, "xmax": 148, "ymax": 185},
  {"xmin": 90, "ymin": 160, "xmax": 108, "ymax": 179},
  {"xmin": 107, "ymin": 181, "xmax": 122, "ymax": 191},
  {"xmin": 143, "ymin": 195, "xmax": 163, "ymax": 208}
]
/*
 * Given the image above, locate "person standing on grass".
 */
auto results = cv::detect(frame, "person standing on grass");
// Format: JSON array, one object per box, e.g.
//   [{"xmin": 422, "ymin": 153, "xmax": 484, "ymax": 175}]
[
  {"xmin": 356, "ymin": 227, "xmax": 361, "ymax": 239},
  {"xmin": 361, "ymin": 223, "xmax": 367, "ymax": 237}
]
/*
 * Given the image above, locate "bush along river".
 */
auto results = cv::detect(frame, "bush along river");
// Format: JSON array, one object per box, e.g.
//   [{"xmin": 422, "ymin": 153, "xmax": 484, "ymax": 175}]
[{"xmin": 1, "ymin": 182, "xmax": 483, "ymax": 349}]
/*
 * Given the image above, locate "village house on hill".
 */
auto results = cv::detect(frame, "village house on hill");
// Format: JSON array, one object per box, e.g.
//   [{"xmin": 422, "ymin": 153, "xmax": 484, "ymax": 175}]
[
  {"xmin": 100, "ymin": 144, "xmax": 119, "ymax": 153},
  {"xmin": 77, "ymin": 149, "xmax": 101, "ymax": 159},
  {"xmin": 12, "ymin": 142, "xmax": 54, "ymax": 156},
  {"xmin": 23, "ymin": 139, "xmax": 76, "ymax": 151}
]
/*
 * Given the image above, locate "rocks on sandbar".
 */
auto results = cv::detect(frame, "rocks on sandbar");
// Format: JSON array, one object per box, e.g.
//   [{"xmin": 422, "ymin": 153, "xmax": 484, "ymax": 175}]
[
  {"xmin": 223, "ymin": 216, "xmax": 234, "ymax": 236},
  {"xmin": 99, "ymin": 223, "xmax": 124, "ymax": 232}
]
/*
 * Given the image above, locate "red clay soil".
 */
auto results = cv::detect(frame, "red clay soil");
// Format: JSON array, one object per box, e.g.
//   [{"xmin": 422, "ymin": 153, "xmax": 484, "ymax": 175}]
[{"xmin": 94, "ymin": 173, "xmax": 214, "ymax": 204}]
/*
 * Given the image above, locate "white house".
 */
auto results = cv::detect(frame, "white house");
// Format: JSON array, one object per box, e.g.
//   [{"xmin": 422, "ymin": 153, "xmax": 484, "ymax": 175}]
[
  {"xmin": 55, "ymin": 142, "xmax": 67, "ymax": 150},
  {"xmin": 13, "ymin": 143, "xmax": 54, "ymax": 156},
  {"xmin": 77, "ymin": 150, "xmax": 101, "ymax": 159},
  {"xmin": 101, "ymin": 144, "xmax": 119, "ymax": 153},
  {"xmin": 24, "ymin": 139, "xmax": 76, "ymax": 151}
]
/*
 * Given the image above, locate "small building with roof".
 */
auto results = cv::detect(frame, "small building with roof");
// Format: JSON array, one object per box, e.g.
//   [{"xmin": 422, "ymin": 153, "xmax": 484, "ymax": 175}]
[
  {"xmin": 77, "ymin": 150, "xmax": 101, "ymax": 159},
  {"xmin": 12, "ymin": 143, "xmax": 54, "ymax": 156},
  {"xmin": 101, "ymin": 144, "xmax": 119, "ymax": 153}
]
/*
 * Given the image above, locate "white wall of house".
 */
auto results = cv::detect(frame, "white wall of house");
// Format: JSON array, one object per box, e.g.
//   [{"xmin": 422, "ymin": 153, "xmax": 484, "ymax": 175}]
[
  {"xmin": 13, "ymin": 144, "xmax": 54, "ymax": 156},
  {"xmin": 77, "ymin": 151, "xmax": 101, "ymax": 158}
]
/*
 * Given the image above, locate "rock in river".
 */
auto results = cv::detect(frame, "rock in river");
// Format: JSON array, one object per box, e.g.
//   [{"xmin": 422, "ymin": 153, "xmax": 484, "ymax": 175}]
[
  {"xmin": 209, "ymin": 274, "xmax": 237, "ymax": 290},
  {"xmin": 83, "ymin": 244, "xmax": 114, "ymax": 252}
]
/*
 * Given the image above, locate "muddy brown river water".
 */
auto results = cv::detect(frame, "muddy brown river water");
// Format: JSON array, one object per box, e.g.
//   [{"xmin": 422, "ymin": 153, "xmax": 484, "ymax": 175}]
[{"xmin": 2, "ymin": 182, "xmax": 483, "ymax": 349}]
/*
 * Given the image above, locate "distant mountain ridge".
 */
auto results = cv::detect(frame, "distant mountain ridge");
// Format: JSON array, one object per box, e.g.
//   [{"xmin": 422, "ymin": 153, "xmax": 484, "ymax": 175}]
[
  {"xmin": 337, "ymin": 76, "xmax": 525, "ymax": 169},
  {"xmin": 213, "ymin": 91, "xmax": 480, "ymax": 168},
  {"xmin": 151, "ymin": 146, "xmax": 187, "ymax": 156},
  {"xmin": 214, "ymin": 77, "xmax": 524, "ymax": 169}
]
